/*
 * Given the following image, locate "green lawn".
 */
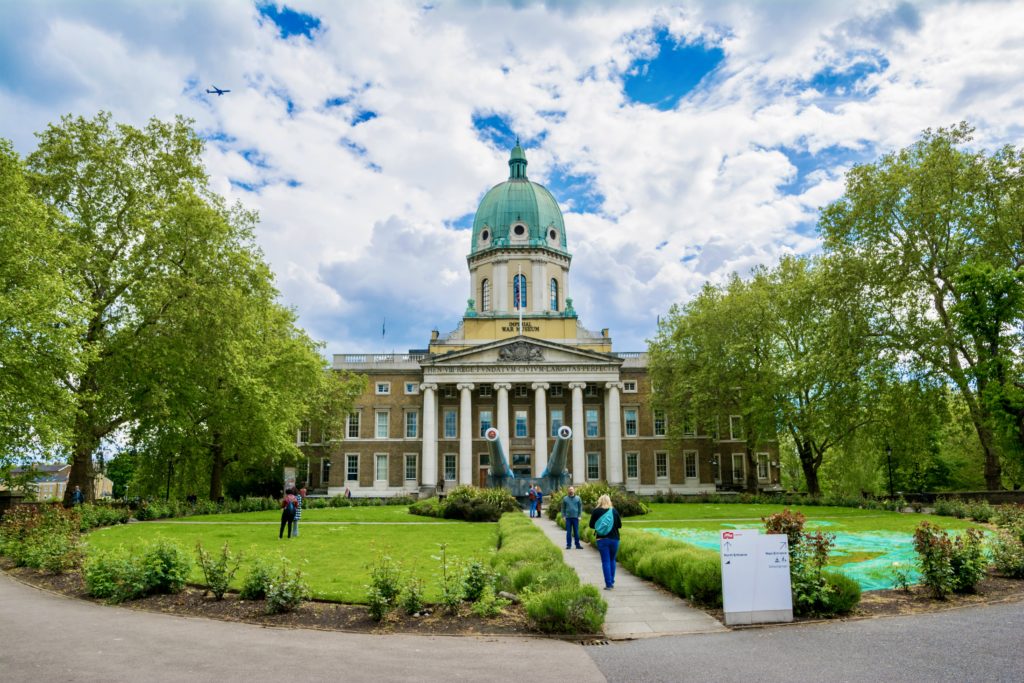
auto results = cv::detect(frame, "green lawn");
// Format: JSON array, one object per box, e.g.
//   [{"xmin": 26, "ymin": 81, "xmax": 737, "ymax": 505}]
[{"xmin": 85, "ymin": 506, "xmax": 497, "ymax": 603}]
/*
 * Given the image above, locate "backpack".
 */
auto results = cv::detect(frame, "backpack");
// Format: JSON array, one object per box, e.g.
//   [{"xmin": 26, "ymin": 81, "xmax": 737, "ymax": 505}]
[
  {"xmin": 595, "ymin": 508, "xmax": 615, "ymax": 536},
  {"xmin": 285, "ymin": 498, "xmax": 296, "ymax": 515},
  {"xmin": 528, "ymin": 490, "xmax": 536, "ymax": 501}
]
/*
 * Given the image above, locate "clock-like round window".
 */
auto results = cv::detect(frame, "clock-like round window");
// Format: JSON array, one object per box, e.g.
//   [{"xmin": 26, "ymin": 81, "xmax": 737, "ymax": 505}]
[
  {"xmin": 513, "ymin": 224, "xmax": 526, "ymax": 236},
  {"xmin": 481, "ymin": 229, "xmax": 489, "ymax": 241},
  {"xmin": 549, "ymin": 229, "xmax": 557, "ymax": 241}
]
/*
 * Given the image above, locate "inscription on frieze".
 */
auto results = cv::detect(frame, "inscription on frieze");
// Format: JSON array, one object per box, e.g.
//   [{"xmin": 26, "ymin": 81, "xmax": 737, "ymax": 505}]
[{"xmin": 498, "ymin": 341, "xmax": 544, "ymax": 362}]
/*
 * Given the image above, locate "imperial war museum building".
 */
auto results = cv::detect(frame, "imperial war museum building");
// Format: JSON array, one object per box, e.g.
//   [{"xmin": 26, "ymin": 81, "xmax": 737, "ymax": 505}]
[{"xmin": 298, "ymin": 144, "xmax": 780, "ymax": 497}]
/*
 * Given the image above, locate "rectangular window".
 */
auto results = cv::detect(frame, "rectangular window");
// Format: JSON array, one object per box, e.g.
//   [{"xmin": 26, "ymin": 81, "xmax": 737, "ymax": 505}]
[
  {"xmin": 479, "ymin": 452, "xmax": 490, "ymax": 467},
  {"xmin": 514, "ymin": 410, "xmax": 528, "ymax": 437},
  {"xmin": 683, "ymin": 411, "xmax": 696, "ymax": 436},
  {"xmin": 479, "ymin": 385, "xmax": 493, "ymax": 398},
  {"xmin": 375, "ymin": 382, "xmax": 390, "ymax": 395},
  {"xmin": 346, "ymin": 455, "xmax": 358, "ymax": 481},
  {"xmin": 624, "ymin": 408, "xmax": 638, "ymax": 437},
  {"xmin": 375, "ymin": 454, "xmax": 388, "ymax": 482},
  {"xmin": 443, "ymin": 409, "xmax": 457, "ymax": 439},
  {"xmin": 685, "ymin": 451, "xmax": 697, "ymax": 479},
  {"xmin": 347, "ymin": 412, "xmax": 360, "ymax": 439},
  {"xmin": 444, "ymin": 454, "xmax": 456, "ymax": 481},
  {"xmin": 404, "ymin": 382, "xmax": 418, "ymax": 395},
  {"xmin": 405, "ymin": 411, "xmax": 419, "ymax": 438},
  {"xmin": 586, "ymin": 452, "xmax": 600, "ymax": 480},
  {"xmin": 442, "ymin": 386, "xmax": 456, "ymax": 399},
  {"xmin": 626, "ymin": 452, "xmax": 639, "ymax": 479},
  {"xmin": 405, "ymin": 454, "xmax": 417, "ymax": 481},
  {"xmin": 732, "ymin": 453, "xmax": 745, "ymax": 483},
  {"xmin": 653, "ymin": 410, "xmax": 666, "ymax": 436},
  {"xmin": 514, "ymin": 385, "xmax": 529, "ymax": 399},
  {"xmin": 585, "ymin": 385, "xmax": 599, "ymax": 398},
  {"xmin": 375, "ymin": 410, "xmax": 389, "ymax": 439},
  {"xmin": 730, "ymin": 415, "xmax": 744, "ymax": 441},
  {"xmin": 656, "ymin": 452, "xmax": 668, "ymax": 479},
  {"xmin": 549, "ymin": 385, "xmax": 563, "ymax": 398},
  {"xmin": 757, "ymin": 452, "xmax": 769, "ymax": 480},
  {"xmin": 622, "ymin": 380, "xmax": 637, "ymax": 393},
  {"xmin": 585, "ymin": 408, "xmax": 599, "ymax": 437},
  {"xmin": 322, "ymin": 457, "xmax": 332, "ymax": 484},
  {"xmin": 298, "ymin": 422, "xmax": 310, "ymax": 444},
  {"xmin": 550, "ymin": 408, "xmax": 564, "ymax": 436},
  {"xmin": 479, "ymin": 409, "xmax": 493, "ymax": 437},
  {"xmin": 708, "ymin": 416, "xmax": 720, "ymax": 441}
]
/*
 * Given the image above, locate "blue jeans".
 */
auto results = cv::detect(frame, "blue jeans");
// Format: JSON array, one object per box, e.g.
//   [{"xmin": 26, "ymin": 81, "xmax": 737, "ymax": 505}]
[
  {"xmin": 529, "ymin": 500, "xmax": 537, "ymax": 517},
  {"xmin": 293, "ymin": 519, "xmax": 299, "ymax": 536},
  {"xmin": 596, "ymin": 538, "xmax": 620, "ymax": 588},
  {"xmin": 565, "ymin": 517, "xmax": 580, "ymax": 547}
]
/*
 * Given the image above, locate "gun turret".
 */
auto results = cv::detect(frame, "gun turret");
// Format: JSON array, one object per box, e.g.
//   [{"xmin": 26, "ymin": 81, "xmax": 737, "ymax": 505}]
[
  {"xmin": 485, "ymin": 427, "xmax": 514, "ymax": 489},
  {"xmin": 541, "ymin": 425, "xmax": 572, "ymax": 492}
]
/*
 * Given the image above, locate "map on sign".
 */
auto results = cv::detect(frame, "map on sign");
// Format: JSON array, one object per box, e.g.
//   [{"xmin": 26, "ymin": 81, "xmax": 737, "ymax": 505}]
[{"xmin": 720, "ymin": 530, "xmax": 793, "ymax": 626}]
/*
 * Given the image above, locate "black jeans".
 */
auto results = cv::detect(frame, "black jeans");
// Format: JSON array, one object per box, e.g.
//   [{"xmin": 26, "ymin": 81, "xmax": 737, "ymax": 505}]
[{"xmin": 279, "ymin": 515, "xmax": 294, "ymax": 538}]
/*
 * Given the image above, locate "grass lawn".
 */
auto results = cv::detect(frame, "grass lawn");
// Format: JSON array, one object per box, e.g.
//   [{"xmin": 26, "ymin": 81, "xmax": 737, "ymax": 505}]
[
  {"xmin": 627, "ymin": 503, "xmax": 988, "ymax": 590},
  {"xmin": 85, "ymin": 506, "xmax": 497, "ymax": 603}
]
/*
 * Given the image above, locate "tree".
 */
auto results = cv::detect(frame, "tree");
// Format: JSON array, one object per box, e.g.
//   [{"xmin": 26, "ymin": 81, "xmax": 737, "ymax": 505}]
[
  {"xmin": 0, "ymin": 139, "xmax": 85, "ymax": 469},
  {"xmin": 820, "ymin": 123, "xmax": 1024, "ymax": 489}
]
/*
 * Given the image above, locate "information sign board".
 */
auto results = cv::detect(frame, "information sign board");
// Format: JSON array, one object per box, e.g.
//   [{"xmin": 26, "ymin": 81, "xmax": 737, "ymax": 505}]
[{"xmin": 720, "ymin": 530, "xmax": 793, "ymax": 626}]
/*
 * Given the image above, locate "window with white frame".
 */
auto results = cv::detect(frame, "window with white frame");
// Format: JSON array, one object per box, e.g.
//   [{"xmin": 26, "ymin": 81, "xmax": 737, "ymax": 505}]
[
  {"xmin": 549, "ymin": 385, "xmax": 563, "ymax": 398},
  {"xmin": 708, "ymin": 416, "xmax": 720, "ymax": 440},
  {"xmin": 347, "ymin": 412, "xmax": 360, "ymax": 439},
  {"xmin": 585, "ymin": 408, "xmax": 599, "ymax": 437},
  {"xmin": 405, "ymin": 410, "xmax": 418, "ymax": 438},
  {"xmin": 757, "ymin": 452, "xmax": 769, "ymax": 480},
  {"xmin": 514, "ymin": 410, "xmax": 528, "ymax": 437},
  {"xmin": 550, "ymin": 278, "xmax": 559, "ymax": 311},
  {"xmin": 653, "ymin": 410, "xmax": 666, "ymax": 436},
  {"xmin": 730, "ymin": 415, "xmax": 744, "ymax": 441},
  {"xmin": 444, "ymin": 454, "xmax": 456, "ymax": 481},
  {"xmin": 481, "ymin": 278, "xmax": 491, "ymax": 312},
  {"xmin": 346, "ymin": 454, "xmax": 358, "ymax": 481},
  {"xmin": 322, "ymin": 457, "xmax": 332, "ymax": 484},
  {"xmin": 375, "ymin": 454, "xmax": 388, "ymax": 482},
  {"xmin": 442, "ymin": 386, "xmax": 456, "ymax": 399},
  {"xmin": 586, "ymin": 452, "xmax": 600, "ymax": 480},
  {"xmin": 656, "ymin": 452, "xmax": 668, "ymax": 479},
  {"xmin": 550, "ymin": 408, "xmax": 564, "ymax": 435},
  {"xmin": 375, "ymin": 410, "xmax": 389, "ymax": 439},
  {"xmin": 622, "ymin": 380, "xmax": 637, "ymax": 393},
  {"xmin": 404, "ymin": 382, "xmax": 418, "ymax": 395},
  {"xmin": 683, "ymin": 410, "xmax": 696, "ymax": 436},
  {"xmin": 626, "ymin": 452, "xmax": 639, "ymax": 479},
  {"xmin": 375, "ymin": 382, "xmax": 391, "ymax": 395},
  {"xmin": 685, "ymin": 451, "xmax": 697, "ymax": 479},
  {"xmin": 298, "ymin": 422, "xmax": 310, "ymax": 444},
  {"xmin": 479, "ymin": 409, "xmax": 493, "ymax": 437},
  {"xmin": 405, "ymin": 454, "xmax": 417, "ymax": 481},
  {"xmin": 443, "ymin": 409, "xmax": 457, "ymax": 439},
  {"xmin": 732, "ymin": 453, "xmax": 745, "ymax": 482},
  {"xmin": 584, "ymin": 385, "xmax": 599, "ymax": 398},
  {"xmin": 514, "ymin": 385, "xmax": 529, "ymax": 399},
  {"xmin": 624, "ymin": 408, "xmax": 638, "ymax": 437},
  {"xmin": 479, "ymin": 385, "xmax": 492, "ymax": 398}
]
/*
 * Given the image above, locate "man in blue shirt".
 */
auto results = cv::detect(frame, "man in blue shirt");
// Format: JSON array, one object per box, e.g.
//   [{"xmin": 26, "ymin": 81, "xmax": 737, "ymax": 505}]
[{"xmin": 561, "ymin": 486, "xmax": 583, "ymax": 549}]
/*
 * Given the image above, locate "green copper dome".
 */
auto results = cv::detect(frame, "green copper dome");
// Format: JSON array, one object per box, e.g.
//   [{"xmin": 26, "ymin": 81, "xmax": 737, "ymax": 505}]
[{"xmin": 470, "ymin": 144, "xmax": 567, "ymax": 255}]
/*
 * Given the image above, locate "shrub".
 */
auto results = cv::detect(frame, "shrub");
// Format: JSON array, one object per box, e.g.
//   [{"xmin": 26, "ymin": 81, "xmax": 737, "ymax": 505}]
[
  {"xmin": 400, "ymin": 577, "xmax": 426, "ymax": 615},
  {"xmin": 524, "ymin": 585, "xmax": 606, "ymax": 634},
  {"xmin": 824, "ymin": 572, "xmax": 861, "ymax": 614},
  {"xmin": 462, "ymin": 559, "xmax": 494, "ymax": 602},
  {"xmin": 365, "ymin": 555, "xmax": 403, "ymax": 619},
  {"xmin": 949, "ymin": 528, "xmax": 986, "ymax": 594},
  {"xmin": 77, "ymin": 502, "xmax": 132, "ymax": 531},
  {"xmin": 141, "ymin": 538, "xmax": 191, "ymax": 594},
  {"xmin": 83, "ymin": 547, "xmax": 149, "ymax": 603},
  {"xmin": 266, "ymin": 564, "xmax": 310, "ymax": 614},
  {"xmin": 967, "ymin": 501, "xmax": 995, "ymax": 523},
  {"xmin": 408, "ymin": 497, "xmax": 443, "ymax": 518},
  {"xmin": 470, "ymin": 584, "xmax": 511, "ymax": 617},
  {"xmin": 912, "ymin": 522, "xmax": 985, "ymax": 598},
  {"xmin": 613, "ymin": 530, "xmax": 722, "ymax": 607},
  {"xmin": 991, "ymin": 529, "xmax": 1024, "ymax": 578},
  {"xmin": 195, "ymin": 542, "xmax": 242, "ymax": 600},
  {"xmin": 546, "ymin": 483, "xmax": 649, "ymax": 521},
  {"xmin": 0, "ymin": 504, "xmax": 81, "ymax": 572},
  {"xmin": 240, "ymin": 559, "xmax": 274, "ymax": 600},
  {"xmin": 933, "ymin": 497, "xmax": 968, "ymax": 519},
  {"xmin": 410, "ymin": 487, "xmax": 518, "ymax": 522}
]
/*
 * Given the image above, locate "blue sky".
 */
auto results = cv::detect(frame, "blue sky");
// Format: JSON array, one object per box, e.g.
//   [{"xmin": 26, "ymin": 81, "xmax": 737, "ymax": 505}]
[{"xmin": 1, "ymin": 0, "xmax": 1023, "ymax": 354}]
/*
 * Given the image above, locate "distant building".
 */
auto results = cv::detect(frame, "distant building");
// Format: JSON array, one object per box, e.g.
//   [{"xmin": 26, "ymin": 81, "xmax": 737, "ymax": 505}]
[
  {"xmin": 2, "ymin": 464, "xmax": 113, "ymax": 501},
  {"xmin": 299, "ymin": 144, "xmax": 779, "ymax": 496}
]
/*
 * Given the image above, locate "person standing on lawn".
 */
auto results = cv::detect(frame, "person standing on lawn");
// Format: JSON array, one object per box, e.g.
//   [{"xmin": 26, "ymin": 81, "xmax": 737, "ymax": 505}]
[
  {"xmin": 588, "ymin": 494, "xmax": 622, "ymax": 589},
  {"xmin": 293, "ymin": 487, "xmax": 305, "ymax": 537},
  {"xmin": 279, "ymin": 489, "xmax": 297, "ymax": 539},
  {"xmin": 561, "ymin": 486, "xmax": 584, "ymax": 549}
]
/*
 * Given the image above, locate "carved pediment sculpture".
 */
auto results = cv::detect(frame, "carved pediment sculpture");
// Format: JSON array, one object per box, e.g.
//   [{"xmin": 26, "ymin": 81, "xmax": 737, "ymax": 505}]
[{"xmin": 498, "ymin": 341, "xmax": 544, "ymax": 362}]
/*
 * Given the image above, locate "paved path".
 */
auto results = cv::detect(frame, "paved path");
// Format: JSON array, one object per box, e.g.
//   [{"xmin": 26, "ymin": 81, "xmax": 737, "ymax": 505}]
[{"xmin": 529, "ymin": 514, "xmax": 726, "ymax": 639}]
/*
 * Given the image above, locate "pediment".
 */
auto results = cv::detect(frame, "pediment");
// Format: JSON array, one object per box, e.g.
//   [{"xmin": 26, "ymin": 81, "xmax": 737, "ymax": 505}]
[{"xmin": 422, "ymin": 336, "xmax": 620, "ymax": 368}]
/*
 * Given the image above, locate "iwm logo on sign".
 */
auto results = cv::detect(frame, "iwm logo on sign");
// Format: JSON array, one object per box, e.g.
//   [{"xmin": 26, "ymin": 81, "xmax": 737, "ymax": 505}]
[{"xmin": 501, "ymin": 321, "xmax": 540, "ymax": 332}]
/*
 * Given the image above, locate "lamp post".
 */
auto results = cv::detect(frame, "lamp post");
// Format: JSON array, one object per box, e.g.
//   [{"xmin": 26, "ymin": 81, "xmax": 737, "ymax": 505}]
[{"xmin": 886, "ymin": 445, "xmax": 894, "ymax": 499}]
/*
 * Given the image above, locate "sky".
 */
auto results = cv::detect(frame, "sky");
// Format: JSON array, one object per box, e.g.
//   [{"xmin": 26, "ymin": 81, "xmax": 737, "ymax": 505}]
[{"xmin": 2, "ymin": 0, "xmax": 1023, "ymax": 354}]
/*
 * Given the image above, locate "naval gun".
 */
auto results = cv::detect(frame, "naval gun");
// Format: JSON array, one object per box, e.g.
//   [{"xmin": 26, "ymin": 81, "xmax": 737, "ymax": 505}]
[{"xmin": 484, "ymin": 426, "xmax": 572, "ymax": 498}]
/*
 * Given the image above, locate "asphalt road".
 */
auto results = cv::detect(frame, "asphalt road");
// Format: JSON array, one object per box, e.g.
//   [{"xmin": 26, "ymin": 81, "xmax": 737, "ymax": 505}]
[{"xmin": 3, "ymin": 571, "xmax": 1023, "ymax": 683}]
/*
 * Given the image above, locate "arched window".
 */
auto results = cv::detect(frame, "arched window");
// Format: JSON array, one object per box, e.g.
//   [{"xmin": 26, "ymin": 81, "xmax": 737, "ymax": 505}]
[
  {"xmin": 550, "ymin": 278, "xmax": 559, "ymax": 311},
  {"xmin": 480, "ymin": 278, "xmax": 491, "ymax": 312},
  {"xmin": 513, "ymin": 274, "xmax": 527, "ymax": 310}
]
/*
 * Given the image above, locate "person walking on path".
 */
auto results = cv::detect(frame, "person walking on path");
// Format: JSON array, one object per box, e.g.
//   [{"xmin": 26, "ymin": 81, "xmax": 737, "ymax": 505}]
[
  {"xmin": 528, "ymin": 485, "xmax": 538, "ymax": 517},
  {"xmin": 293, "ymin": 487, "xmax": 305, "ymax": 537},
  {"xmin": 279, "ymin": 489, "xmax": 297, "ymax": 539},
  {"xmin": 561, "ymin": 486, "xmax": 584, "ymax": 549},
  {"xmin": 70, "ymin": 485, "xmax": 85, "ymax": 506},
  {"xmin": 588, "ymin": 494, "xmax": 622, "ymax": 590}
]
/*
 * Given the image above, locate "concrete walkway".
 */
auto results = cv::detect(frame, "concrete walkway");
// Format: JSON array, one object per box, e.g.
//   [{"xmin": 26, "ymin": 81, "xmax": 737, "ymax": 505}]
[{"xmin": 529, "ymin": 514, "xmax": 726, "ymax": 639}]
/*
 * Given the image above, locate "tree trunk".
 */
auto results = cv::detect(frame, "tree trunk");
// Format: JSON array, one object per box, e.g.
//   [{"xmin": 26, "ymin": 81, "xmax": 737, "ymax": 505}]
[
  {"xmin": 745, "ymin": 447, "xmax": 758, "ymax": 493},
  {"xmin": 796, "ymin": 439, "xmax": 821, "ymax": 497},
  {"xmin": 62, "ymin": 408, "xmax": 100, "ymax": 505},
  {"xmin": 209, "ymin": 432, "xmax": 224, "ymax": 501},
  {"xmin": 975, "ymin": 421, "xmax": 1004, "ymax": 491}
]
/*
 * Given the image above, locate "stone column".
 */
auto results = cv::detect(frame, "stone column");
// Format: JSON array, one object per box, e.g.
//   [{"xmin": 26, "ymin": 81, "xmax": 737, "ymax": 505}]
[
  {"xmin": 494, "ymin": 383, "xmax": 512, "ymax": 462},
  {"xmin": 605, "ymin": 382, "xmax": 624, "ymax": 485},
  {"xmin": 420, "ymin": 383, "xmax": 438, "ymax": 487},
  {"xmin": 495, "ymin": 262, "xmax": 508, "ymax": 313},
  {"xmin": 532, "ymin": 382, "xmax": 549, "ymax": 475},
  {"xmin": 532, "ymin": 259, "xmax": 545, "ymax": 312},
  {"xmin": 569, "ymin": 382, "xmax": 586, "ymax": 484},
  {"xmin": 458, "ymin": 383, "xmax": 474, "ymax": 486}
]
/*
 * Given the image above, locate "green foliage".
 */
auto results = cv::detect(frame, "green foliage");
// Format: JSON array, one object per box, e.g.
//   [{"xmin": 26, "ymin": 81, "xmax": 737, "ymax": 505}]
[
  {"xmin": 933, "ymin": 498, "xmax": 969, "ymax": 519},
  {"xmin": 239, "ymin": 559, "xmax": 274, "ymax": 600},
  {"xmin": 0, "ymin": 504, "xmax": 81, "ymax": 572},
  {"xmin": 523, "ymin": 585, "xmax": 606, "ymax": 634},
  {"xmin": 409, "ymin": 487, "xmax": 519, "ymax": 522},
  {"xmin": 470, "ymin": 584, "xmax": 510, "ymax": 617},
  {"xmin": 991, "ymin": 530, "xmax": 1024, "ymax": 578},
  {"xmin": 462, "ymin": 559, "xmax": 494, "ymax": 602},
  {"xmin": 77, "ymin": 502, "xmax": 133, "ymax": 530},
  {"xmin": 265, "ymin": 563, "xmax": 310, "ymax": 614},
  {"xmin": 614, "ymin": 529, "xmax": 722, "ymax": 607},
  {"xmin": 891, "ymin": 561, "xmax": 913, "ymax": 592},
  {"xmin": 823, "ymin": 572, "xmax": 862, "ymax": 614},
  {"xmin": 545, "ymin": 483, "xmax": 649, "ymax": 520},
  {"xmin": 365, "ymin": 555, "xmax": 403, "ymax": 620},
  {"xmin": 400, "ymin": 577, "xmax": 426, "ymax": 616},
  {"xmin": 912, "ymin": 522, "xmax": 986, "ymax": 598},
  {"xmin": 195, "ymin": 542, "xmax": 242, "ymax": 600},
  {"xmin": 83, "ymin": 538, "xmax": 190, "ymax": 603},
  {"xmin": 140, "ymin": 538, "xmax": 192, "ymax": 594},
  {"xmin": 967, "ymin": 500, "xmax": 995, "ymax": 523},
  {"xmin": 435, "ymin": 543, "xmax": 464, "ymax": 614}
]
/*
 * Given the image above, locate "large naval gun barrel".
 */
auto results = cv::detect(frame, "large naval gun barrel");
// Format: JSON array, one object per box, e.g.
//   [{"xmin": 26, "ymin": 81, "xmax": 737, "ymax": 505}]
[
  {"xmin": 484, "ymin": 427, "xmax": 514, "ymax": 489},
  {"xmin": 540, "ymin": 425, "xmax": 572, "ymax": 493}
]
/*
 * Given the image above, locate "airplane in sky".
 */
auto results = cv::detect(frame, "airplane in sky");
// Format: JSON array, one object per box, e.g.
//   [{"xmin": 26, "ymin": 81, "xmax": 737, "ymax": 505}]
[{"xmin": 206, "ymin": 86, "xmax": 231, "ymax": 96}]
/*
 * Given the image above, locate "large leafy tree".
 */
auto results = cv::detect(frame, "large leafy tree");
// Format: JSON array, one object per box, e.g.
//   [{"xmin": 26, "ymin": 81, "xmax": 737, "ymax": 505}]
[
  {"xmin": 0, "ymin": 139, "xmax": 85, "ymax": 469},
  {"xmin": 820, "ymin": 123, "xmax": 1024, "ymax": 489}
]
